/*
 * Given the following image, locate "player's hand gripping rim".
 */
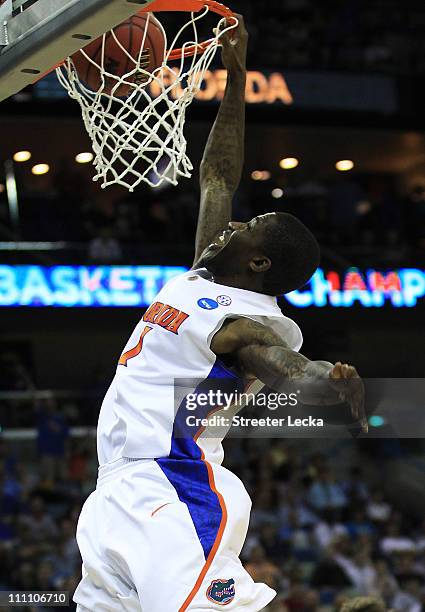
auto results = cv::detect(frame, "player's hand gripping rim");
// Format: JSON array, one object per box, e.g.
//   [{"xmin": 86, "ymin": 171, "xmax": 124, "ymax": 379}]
[{"xmin": 216, "ymin": 13, "xmax": 248, "ymax": 75}]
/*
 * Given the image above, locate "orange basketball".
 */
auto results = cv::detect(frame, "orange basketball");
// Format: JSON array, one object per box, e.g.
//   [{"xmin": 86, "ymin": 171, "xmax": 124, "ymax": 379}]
[{"xmin": 71, "ymin": 14, "xmax": 166, "ymax": 97}]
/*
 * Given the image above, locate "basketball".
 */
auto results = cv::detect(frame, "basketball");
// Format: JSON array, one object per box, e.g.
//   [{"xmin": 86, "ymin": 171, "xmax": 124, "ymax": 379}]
[{"xmin": 71, "ymin": 13, "xmax": 166, "ymax": 97}]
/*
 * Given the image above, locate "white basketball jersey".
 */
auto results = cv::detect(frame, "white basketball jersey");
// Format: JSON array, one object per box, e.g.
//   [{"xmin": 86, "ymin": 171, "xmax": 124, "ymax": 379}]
[{"xmin": 97, "ymin": 268, "xmax": 303, "ymax": 466}]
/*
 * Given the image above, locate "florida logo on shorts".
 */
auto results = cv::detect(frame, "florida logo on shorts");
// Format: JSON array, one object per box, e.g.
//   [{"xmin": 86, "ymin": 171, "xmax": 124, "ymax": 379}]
[{"xmin": 206, "ymin": 578, "xmax": 235, "ymax": 605}]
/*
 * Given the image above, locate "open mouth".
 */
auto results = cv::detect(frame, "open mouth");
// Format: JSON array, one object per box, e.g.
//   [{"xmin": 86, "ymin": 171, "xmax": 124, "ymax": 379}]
[{"xmin": 209, "ymin": 229, "xmax": 232, "ymax": 249}]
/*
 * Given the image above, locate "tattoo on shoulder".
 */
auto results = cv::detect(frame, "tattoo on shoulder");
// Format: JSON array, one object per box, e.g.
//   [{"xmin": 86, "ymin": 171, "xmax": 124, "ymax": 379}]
[{"xmin": 243, "ymin": 319, "xmax": 289, "ymax": 349}]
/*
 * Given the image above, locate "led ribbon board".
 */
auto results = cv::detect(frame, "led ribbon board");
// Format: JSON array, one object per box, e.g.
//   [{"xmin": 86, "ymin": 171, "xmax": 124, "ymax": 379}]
[{"xmin": 0, "ymin": 266, "xmax": 424, "ymax": 308}]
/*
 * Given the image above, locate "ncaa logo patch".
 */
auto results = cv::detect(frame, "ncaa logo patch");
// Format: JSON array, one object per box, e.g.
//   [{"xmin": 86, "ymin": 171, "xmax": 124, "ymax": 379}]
[
  {"xmin": 198, "ymin": 298, "xmax": 219, "ymax": 310},
  {"xmin": 217, "ymin": 295, "xmax": 232, "ymax": 306},
  {"xmin": 206, "ymin": 578, "xmax": 235, "ymax": 606}
]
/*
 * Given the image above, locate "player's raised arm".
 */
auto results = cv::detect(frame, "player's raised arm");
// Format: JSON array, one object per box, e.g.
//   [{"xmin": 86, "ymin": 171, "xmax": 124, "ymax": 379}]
[
  {"xmin": 211, "ymin": 318, "xmax": 368, "ymax": 433},
  {"xmin": 192, "ymin": 15, "xmax": 248, "ymax": 267}
]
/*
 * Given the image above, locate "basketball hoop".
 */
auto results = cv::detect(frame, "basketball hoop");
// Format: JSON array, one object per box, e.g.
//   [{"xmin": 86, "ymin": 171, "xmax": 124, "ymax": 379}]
[{"xmin": 56, "ymin": 0, "xmax": 237, "ymax": 191}]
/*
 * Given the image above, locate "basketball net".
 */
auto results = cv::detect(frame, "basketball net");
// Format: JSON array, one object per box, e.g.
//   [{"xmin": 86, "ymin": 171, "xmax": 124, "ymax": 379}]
[{"xmin": 56, "ymin": 7, "xmax": 237, "ymax": 191}]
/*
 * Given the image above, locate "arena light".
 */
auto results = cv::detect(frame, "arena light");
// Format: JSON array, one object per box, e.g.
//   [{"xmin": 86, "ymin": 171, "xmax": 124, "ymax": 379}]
[
  {"xmin": 75, "ymin": 152, "xmax": 94, "ymax": 164},
  {"xmin": 336, "ymin": 159, "xmax": 354, "ymax": 172},
  {"xmin": 31, "ymin": 164, "xmax": 50, "ymax": 176},
  {"xmin": 279, "ymin": 157, "xmax": 299, "ymax": 170},
  {"xmin": 272, "ymin": 188, "xmax": 284, "ymax": 199},
  {"xmin": 13, "ymin": 150, "xmax": 32, "ymax": 163},
  {"xmin": 5, "ymin": 160, "xmax": 19, "ymax": 231},
  {"xmin": 251, "ymin": 170, "xmax": 271, "ymax": 181}
]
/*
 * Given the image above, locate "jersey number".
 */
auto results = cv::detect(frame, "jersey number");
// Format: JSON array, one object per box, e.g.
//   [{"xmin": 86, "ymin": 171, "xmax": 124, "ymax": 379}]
[{"xmin": 118, "ymin": 326, "xmax": 153, "ymax": 367}]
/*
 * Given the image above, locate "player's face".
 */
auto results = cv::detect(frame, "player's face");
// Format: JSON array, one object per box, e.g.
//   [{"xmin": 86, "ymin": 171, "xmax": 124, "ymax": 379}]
[{"xmin": 201, "ymin": 213, "xmax": 277, "ymax": 271}]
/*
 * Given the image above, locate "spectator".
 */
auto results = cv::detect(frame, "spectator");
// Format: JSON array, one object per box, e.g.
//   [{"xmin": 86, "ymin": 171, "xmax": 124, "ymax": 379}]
[
  {"xmin": 0, "ymin": 351, "xmax": 34, "ymax": 391},
  {"xmin": 391, "ymin": 575, "xmax": 423, "ymax": 612},
  {"xmin": 314, "ymin": 514, "xmax": 349, "ymax": 551},
  {"xmin": 142, "ymin": 199, "xmax": 174, "ymax": 244},
  {"xmin": 2, "ymin": 394, "xmax": 425, "ymax": 609},
  {"xmin": 366, "ymin": 490, "xmax": 392, "ymax": 524},
  {"xmin": 43, "ymin": 540, "xmax": 78, "ymax": 588},
  {"xmin": 416, "ymin": 519, "xmax": 425, "ymax": 553},
  {"xmin": 369, "ymin": 558, "xmax": 398, "ymax": 605},
  {"xmin": 68, "ymin": 441, "xmax": 95, "ymax": 493},
  {"xmin": 343, "ymin": 467, "xmax": 369, "ymax": 504},
  {"xmin": 345, "ymin": 509, "xmax": 376, "ymax": 540},
  {"xmin": 36, "ymin": 560, "xmax": 56, "ymax": 591},
  {"xmin": 340, "ymin": 596, "xmax": 386, "ymax": 612},
  {"xmin": 328, "ymin": 178, "xmax": 369, "ymax": 245},
  {"xmin": 285, "ymin": 582, "xmax": 320, "ymax": 612},
  {"xmin": 35, "ymin": 396, "xmax": 70, "ymax": 485},
  {"xmin": 0, "ymin": 460, "xmax": 20, "ymax": 544},
  {"xmin": 0, "ymin": 460, "xmax": 21, "ymax": 512},
  {"xmin": 380, "ymin": 522, "xmax": 416, "ymax": 556},
  {"xmin": 406, "ymin": 185, "xmax": 425, "ymax": 250},
  {"xmin": 392, "ymin": 551, "xmax": 424, "ymax": 585},
  {"xmin": 19, "ymin": 496, "xmax": 59, "ymax": 543},
  {"xmin": 88, "ymin": 225, "xmax": 123, "ymax": 263},
  {"xmin": 308, "ymin": 467, "xmax": 348, "ymax": 514},
  {"xmin": 13, "ymin": 561, "xmax": 36, "ymax": 591},
  {"xmin": 251, "ymin": 483, "xmax": 280, "ymax": 529},
  {"xmin": 59, "ymin": 518, "xmax": 80, "ymax": 568},
  {"xmin": 310, "ymin": 535, "xmax": 354, "ymax": 590},
  {"xmin": 245, "ymin": 545, "xmax": 282, "ymax": 592},
  {"xmin": 260, "ymin": 522, "xmax": 289, "ymax": 564},
  {"xmin": 333, "ymin": 542, "xmax": 377, "ymax": 595}
]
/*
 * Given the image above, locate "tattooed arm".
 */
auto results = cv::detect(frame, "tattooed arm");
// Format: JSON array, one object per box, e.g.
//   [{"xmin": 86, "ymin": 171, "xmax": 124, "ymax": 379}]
[
  {"xmin": 192, "ymin": 15, "xmax": 247, "ymax": 267},
  {"xmin": 211, "ymin": 317, "xmax": 368, "ymax": 432}
]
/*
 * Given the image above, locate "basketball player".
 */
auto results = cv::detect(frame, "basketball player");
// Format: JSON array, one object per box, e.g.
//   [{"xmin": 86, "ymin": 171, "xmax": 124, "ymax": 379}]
[{"xmin": 73, "ymin": 15, "xmax": 367, "ymax": 612}]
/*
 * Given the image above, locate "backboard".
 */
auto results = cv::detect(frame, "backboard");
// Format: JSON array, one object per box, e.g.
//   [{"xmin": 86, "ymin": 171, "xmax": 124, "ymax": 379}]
[{"xmin": 0, "ymin": 0, "xmax": 158, "ymax": 102}]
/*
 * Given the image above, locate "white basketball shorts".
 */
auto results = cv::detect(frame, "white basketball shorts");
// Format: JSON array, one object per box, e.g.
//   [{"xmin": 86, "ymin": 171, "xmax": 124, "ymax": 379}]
[{"xmin": 73, "ymin": 457, "xmax": 276, "ymax": 611}]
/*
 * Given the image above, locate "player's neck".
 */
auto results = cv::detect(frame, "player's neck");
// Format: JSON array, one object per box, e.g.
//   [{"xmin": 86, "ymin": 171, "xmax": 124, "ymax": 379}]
[{"xmin": 211, "ymin": 272, "xmax": 264, "ymax": 294}]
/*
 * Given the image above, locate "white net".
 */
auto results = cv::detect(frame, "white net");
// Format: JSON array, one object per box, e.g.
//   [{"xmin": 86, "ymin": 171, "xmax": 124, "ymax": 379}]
[{"xmin": 56, "ymin": 7, "xmax": 237, "ymax": 191}]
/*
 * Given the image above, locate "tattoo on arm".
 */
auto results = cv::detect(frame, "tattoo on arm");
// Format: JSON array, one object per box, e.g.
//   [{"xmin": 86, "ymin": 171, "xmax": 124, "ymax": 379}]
[
  {"xmin": 213, "ymin": 317, "xmax": 337, "ymax": 401},
  {"xmin": 224, "ymin": 319, "xmax": 338, "ymax": 404},
  {"xmin": 237, "ymin": 344, "xmax": 341, "ymax": 405},
  {"xmin": 194, "ymin": 73, "xmax": 246, "ymax": 264},
  {"xmin": 200, "ymin": 79, "xmax": 246, "ymax": 194},
  {"xmin": 238, "ymin": 344, "xmax": 309, "ymax": 381},
  {"xmin": 213, "ymin": 318, "xmax": 365, "ymax": 423},
  {"xmin": 239, "ymin": 319, "xmax": 288, "ymax": 349}
]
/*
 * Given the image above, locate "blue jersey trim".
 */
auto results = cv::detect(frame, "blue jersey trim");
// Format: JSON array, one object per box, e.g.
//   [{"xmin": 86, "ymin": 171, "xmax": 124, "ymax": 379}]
[{"xmin": 156, "ymin": 358, "xmax": 237, "ymax": 560}]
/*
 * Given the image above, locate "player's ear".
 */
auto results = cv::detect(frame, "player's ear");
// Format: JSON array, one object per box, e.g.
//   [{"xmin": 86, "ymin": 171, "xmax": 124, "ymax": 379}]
[{"xmin": 249, "ymin": 256, "xmax": 271, "ymax": 273}]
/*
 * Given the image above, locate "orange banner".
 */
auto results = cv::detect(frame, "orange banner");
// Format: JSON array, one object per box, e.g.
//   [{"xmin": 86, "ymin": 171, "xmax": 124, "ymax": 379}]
[{"xmin": 149, "ymin": 69, "xmax": 293, "ymax": 105}]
